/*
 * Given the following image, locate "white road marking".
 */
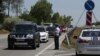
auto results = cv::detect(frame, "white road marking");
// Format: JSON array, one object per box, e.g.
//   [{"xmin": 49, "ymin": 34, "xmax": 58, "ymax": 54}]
[
  {"xmin": 35, "ymin": 42, "xmax": 54, "ymax": 56},
  {"xmin": 35, "ymin": 33, "xmax": 66, "ymax": 56}
]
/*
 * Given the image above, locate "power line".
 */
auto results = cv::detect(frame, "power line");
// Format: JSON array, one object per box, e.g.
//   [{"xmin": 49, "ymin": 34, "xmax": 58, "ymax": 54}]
[
  {"xmin": 75, "ymin": 9, "xmax": 85, "ymax": 27},
  {"xmin": 93, "ymin": 11, "xmax": 99, "ymax": 22}
]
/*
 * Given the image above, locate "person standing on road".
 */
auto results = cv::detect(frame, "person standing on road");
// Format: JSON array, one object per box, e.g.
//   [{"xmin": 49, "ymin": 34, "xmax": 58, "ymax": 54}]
[{"xmin": 54, "ymin": 26, "xmax": 60, "ymax": 50}]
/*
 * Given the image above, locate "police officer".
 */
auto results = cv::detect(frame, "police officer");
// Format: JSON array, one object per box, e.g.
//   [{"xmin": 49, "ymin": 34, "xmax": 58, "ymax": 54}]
[{"xmin": 54, "ymin": 26, "xmax": 60, "ymax": 50}]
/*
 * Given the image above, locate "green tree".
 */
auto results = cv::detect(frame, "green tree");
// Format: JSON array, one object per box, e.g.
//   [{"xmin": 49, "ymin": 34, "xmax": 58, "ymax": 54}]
[
  {"xmin": 20, "ymin": 10, "xmax": 31, "ymax": 21},
  {"xmin": 30, "ymin": 0, "xmax": 52, "ymax": 24},
  {"xmin": 0, "ymin": 0, "xmax": 5, "ymax": 24},
  {"xmin": 63, "ymin": 16, "xmax": 73, "ymax": 26},
  {"xmin": 19, "ymin": 10, "xmax": 37, "ymax": 23},
  {"xmin": 92, "ymin": 22, "xmax": 100, "ymax": 26},
  {"xmin": 57, "ymin": 16, "xmax": 64, "ymax": 24},
  {"xmin": 56, "ymin": 15, "xmax": 73, "ymax": 26},
  {"xmin": 52, "ymin": 12, "xmax": 60, "ymax": 23},
  {"xmin": 3, "ymin": 17, "xmax": 24, "ymax": 31}
]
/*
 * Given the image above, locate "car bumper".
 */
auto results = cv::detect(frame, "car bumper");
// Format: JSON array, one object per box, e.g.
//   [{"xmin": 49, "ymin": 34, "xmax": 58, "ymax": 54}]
[
  {"xmin": 48, "ymin": 32, "xmax": 55, "ymax": 36},
  {"xmin": 40, "ymin": 38, "xmax": 48, "ymax": 42},
  {"xmin": 8, "ymin": 38, "xmax": 35, "ymax": 46},
  {"xmin": 49, "ymin": 34, "xmax": 55, "ymax": 36},
  {"xmin": 76, "ymin": 46, "xmax": 100, "ymax": 55}
]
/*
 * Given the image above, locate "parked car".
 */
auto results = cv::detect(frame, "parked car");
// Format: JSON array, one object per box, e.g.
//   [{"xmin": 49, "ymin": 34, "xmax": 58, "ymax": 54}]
[
  {"xmin": 8, "ymin": 23, "xmax": 40, "ymax": 49},
  {"xmin": 37, "ymin": 26, "xmax": 49, "ymax": 43},
  {"xmin": 75, "ymin": 28, "xmax": 100, "ymax": 55},
  {"xmin": 46, "ymin": 26, "xmax": 56, "ymax": 37}
]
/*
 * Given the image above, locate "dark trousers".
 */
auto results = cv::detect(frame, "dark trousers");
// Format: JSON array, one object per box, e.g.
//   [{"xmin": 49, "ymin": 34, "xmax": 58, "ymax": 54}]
[{"xmin": 54, "ymin": 35, "xmax": 59, "ymax": 49}]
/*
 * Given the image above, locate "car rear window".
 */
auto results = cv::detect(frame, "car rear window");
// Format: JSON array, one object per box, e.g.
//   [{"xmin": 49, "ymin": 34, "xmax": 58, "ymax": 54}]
[
  {"xmin": 37, "ymin": 27, "xmax": 45, "ymax": 32},
  {"xmin": 46, "ymin": 27, "xmax": 55, "ymax": 31},
  {"xmin": 82, "ymin": 31, "xmax": 100, "ymax": 37}
]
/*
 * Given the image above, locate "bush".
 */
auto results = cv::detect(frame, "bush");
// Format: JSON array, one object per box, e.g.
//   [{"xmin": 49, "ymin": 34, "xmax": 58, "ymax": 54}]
[
  {"xmin": 2, "ymin": 17, "xmax": 24, "ymax": 31},
  {"xmin": 3, "ymin": 22, "xmax": 15, "ymax": 31}
]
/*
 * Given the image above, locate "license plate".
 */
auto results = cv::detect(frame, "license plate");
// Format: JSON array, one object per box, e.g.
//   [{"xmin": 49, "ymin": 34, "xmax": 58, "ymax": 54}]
[
  {"xmin": 90, "ymin": 41, "xmax": 100, "ymax": 45},
  {"xmin": 16, "ymin": 39, "xmax": 25, "ymax": 41},
  {"xmin": 14, "ymin": 43, "xmax": 27, "ymax": 45}
]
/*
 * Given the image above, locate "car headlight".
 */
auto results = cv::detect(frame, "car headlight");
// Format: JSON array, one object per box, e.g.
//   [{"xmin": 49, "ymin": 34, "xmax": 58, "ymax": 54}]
[
  {"xmin": 9, "ymin": 35, "xmax": 15, "ymax": 38},
  {"xmin": 26, "ymin": 34, "xmax": 33, "ymax": 39}
]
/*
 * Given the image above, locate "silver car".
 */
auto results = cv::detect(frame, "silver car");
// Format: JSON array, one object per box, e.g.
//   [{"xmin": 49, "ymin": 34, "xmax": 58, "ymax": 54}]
[{"xmin": 75, "ymin": 28, "xmax": 100, "ymax": 55}]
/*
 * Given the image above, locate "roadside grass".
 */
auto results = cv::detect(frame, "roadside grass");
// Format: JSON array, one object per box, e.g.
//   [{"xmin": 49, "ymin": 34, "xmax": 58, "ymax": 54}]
[
  {"xmin": 0, "ymin": 29, "xmax": 9, "ymax": 34},
  {"xmin": 61, "ymin": 27, "xmax": 82, "ymax": 48}
]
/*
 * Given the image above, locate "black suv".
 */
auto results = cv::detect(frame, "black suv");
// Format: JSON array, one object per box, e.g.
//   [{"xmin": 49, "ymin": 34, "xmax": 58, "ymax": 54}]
[{"xmin": 8, "ymin": 23, "xmax": 40, "ymax": 49}]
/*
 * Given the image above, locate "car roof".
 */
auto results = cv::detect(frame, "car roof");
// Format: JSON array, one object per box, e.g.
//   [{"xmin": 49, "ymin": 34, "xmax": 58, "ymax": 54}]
[
  {"xmin": 37, "ymin": 26, "xmax": 45, "ymax": 29},
  {"xmin": 82, "ymin": 28, "xmax": 100, "ymax": 31},
  {"xmin": 15, "ymin": 23, "xmax": 36, "ymax": 26}
]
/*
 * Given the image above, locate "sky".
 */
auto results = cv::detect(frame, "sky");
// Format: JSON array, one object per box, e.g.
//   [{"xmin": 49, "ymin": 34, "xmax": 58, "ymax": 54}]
[{"xmin": 23, "ymin": 0, "xmax": 100, "ymax": 26}]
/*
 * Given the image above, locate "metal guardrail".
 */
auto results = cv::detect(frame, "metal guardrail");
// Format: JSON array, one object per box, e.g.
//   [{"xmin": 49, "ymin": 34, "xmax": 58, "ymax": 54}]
[
  {"xmin": 65, "ymin": 27, "xmax": 77, "ymax": 48},
  {"xmin": 67, "ymin": 27, "xmax": 77, "ymax": 40}
]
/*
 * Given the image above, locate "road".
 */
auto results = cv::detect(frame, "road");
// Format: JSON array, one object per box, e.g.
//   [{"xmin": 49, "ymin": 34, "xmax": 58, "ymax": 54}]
[{"xmin": 0, "ymin": 33, "xmax": 75, "ymax": 56}]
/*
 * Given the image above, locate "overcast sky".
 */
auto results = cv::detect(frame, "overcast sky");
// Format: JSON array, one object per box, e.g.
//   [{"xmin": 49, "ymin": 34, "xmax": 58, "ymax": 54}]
[{"xmin": 23, "ymin": 0, "xmax": 100, "ymax": 26}]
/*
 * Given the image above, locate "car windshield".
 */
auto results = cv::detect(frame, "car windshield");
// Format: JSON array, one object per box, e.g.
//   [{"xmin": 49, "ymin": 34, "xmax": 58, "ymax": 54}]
[
  {"xmin": 14, "ymin": 25, "xmax": 35, "ymax": 32},
  {"xmin": 37, "ymin": 27, "xmax": 45, "ymax": 32},
  {"xmin": 82, "ymin": 31, "xmax": 100, "ymax": 37},
  {"xmin": 46, "ymin": 27, "xmax": 55, "ymax": 31}
]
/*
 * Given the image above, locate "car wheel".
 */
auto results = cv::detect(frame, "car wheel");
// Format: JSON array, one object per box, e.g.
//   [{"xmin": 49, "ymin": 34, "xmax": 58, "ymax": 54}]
[
  {"xmin": 31, "ymin": 40, "xmax": 36, "ymax": 49},
  {"xmin": 8, "ymin": 43, "xmax": 13, "ymax": 49},
  {"xmin": 76, "ymin": 52, "xmax": 80, "ymax": 56},
  {"xmin": 32, "ymin": 43, "xmax": 36, "ymax": 49},
  {"xmin": 37, "ymin": 42, "xmax": 40, "ymax": 48},
  {"xmin": 37, "ymin": 44, "xmax": 40, "ymax": 48},
  {"xmin": 46, "ymin": 40, "xmax": 49, "ymax": 43}
]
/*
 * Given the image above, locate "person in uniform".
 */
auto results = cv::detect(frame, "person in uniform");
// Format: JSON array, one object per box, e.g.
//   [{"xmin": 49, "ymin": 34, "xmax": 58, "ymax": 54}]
[{"xmin": 54, "ymin": 26, "xmax": 60, "ymax": 50}]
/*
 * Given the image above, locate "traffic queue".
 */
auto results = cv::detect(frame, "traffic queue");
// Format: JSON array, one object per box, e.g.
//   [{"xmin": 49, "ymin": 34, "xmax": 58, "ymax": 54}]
[{"xmin": 7, "ymin": 23, "xmax": 67, "ymax": 49}]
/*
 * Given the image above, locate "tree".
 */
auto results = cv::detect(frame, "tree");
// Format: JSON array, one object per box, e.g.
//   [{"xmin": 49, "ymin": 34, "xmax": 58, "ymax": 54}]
[
  {"xmin": 4, "ymin": 0, "xmax": 24, "ymax": 16},
  {"xmin": 11, "ymin": 0, "xmax": 24, "ymax": 16},
  {"xmin": 3, "ymin": 17, "xmax": 24, "ymax": 31},
  {"xmin": 92, "ymin": 22, "xmax": 100, "ymax": 26},
  {"xmin": 0, "ymin": 0, "xmax": 5, "ymax": 24},
  {"xmin": 57, "ymin": 16, "xmax": 64, "ymax": 24},
  {"xmin": 30, "ymin": 0, "xmax": 52, "ymax": 24},
  {"xmin": 63, "ymin": 16, "xmax": 73, "ymax": 26},
  {"xmin": 20, "ymin": 10, "xmax": 31, "ymax": 21},
  {"xmin": 55, "ymin": 15, "xmax": 73, "ymax": 26},
  {"xmin": 19, "ymin": 10, "xmax": 37, "ymax": 23},
  {"xmin": 52, "ymin": 12, "xmax": 60, "ymax": 23}
]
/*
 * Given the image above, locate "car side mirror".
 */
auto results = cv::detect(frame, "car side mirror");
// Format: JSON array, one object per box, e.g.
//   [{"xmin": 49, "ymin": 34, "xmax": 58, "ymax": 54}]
[{"xmin": 73, "ymin": 36, "xmax": 78, "ymax": 39}]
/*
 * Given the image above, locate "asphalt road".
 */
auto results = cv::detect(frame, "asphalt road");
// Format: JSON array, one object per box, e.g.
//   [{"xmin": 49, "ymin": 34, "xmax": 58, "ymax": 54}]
[{"xmin": 0, "ymin": 33, "xmax": 75, "ymax": 56}]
